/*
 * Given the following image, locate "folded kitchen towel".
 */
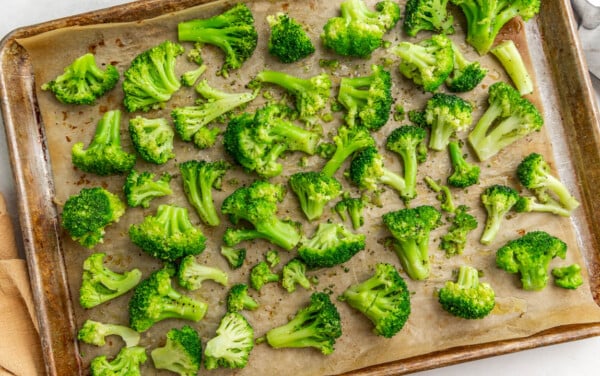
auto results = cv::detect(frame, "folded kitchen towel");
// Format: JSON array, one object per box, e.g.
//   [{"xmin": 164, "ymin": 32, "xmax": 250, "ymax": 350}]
[{"xmin": 572, "ymin": 0, "xmax": 600, "ymax": 79}]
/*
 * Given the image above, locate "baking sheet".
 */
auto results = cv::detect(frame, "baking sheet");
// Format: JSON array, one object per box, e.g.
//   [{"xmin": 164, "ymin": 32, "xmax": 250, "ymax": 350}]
[{"xmin": 2, "ymin": 0, "xmax": 600, "ymax": 375}]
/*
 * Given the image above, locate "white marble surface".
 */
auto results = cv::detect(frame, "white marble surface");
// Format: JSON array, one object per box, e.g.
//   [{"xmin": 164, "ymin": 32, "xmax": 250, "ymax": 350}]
[{"xmin": 1, "ymin": 1, "xmax": 599, "ymax": 375}]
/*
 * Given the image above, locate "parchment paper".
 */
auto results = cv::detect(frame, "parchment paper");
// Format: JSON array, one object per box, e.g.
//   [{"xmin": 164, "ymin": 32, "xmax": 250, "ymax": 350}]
[{"xmin": 17, "ymin": 0, "xmax": 600, "ymax": 375}]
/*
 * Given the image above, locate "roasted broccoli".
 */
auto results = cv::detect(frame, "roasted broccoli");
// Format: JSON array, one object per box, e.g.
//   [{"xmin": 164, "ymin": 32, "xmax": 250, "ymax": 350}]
[
  {"xmin": 385, "ymin": 125, "xmax": 428, "ymax": 202},
  {"xmin": 177, "ymin": 255, "xmax": 228, "ymax": 291},
  {"xmin": 61, "ymin": 187, "xmax": 126, "ymax": 248},
  {"xmin": 128, "ymin": 115, "xmax": 175, "ymax": 164},
  {"xmin": 438, "ymin": 265, "xmax": 495, "ymax": 319},
  {"xmin": 151, "ymin": 325, "xmax": 202, "ymax": 376},
  {"xmin": 220, "ymin": 246, "xmax": 247, "ymax": 269},
  {"xmin": 289, "ymin": 171, "xmax": 342, "ymax": 221},
  {"xmin": 177, "ymin": 3, "xmax": 258, "ymax": 77},
  {"xmin": 445, "ymin": 40, "xmax": 487, "ymax": 92},
  {"xmin": 440, "ymin": 205, "xmax": 478, "ymax": 256},
  {"xmin": 78, "ymin": 319, "xmax": 140, "ymax": 348},
  {"xmin": 424, "ymin": 176, "xmax": 456, "ymax": 213},
  {"xmin": 129, "ymin": 204, "xmax": 207, "ymax": 262},
  {"xmin": 552, "ymin": 264, "xmax": 583, "ymax": 290},
  {"xmin": 204, "ymin": 312, "xmax": 254, "ymax": 369},
  {"xmin": 71, "ymin": 109, "xmax": 136, "ymax": 176},
  {"xmin": 403, "ymin": 0, "xmax": 454, "ymax": 37},
  {"xmin": 90, "ymin": 346, "xmax": 147, "ymax": 376},
  {"xmin": 491, "ymin": 39, "xmax": 533, "ymax": 95},
  {"xmin": 496, "ymin": 231, "xmax": 567, "ymax": 291},
  {"xmin": 41, "ymin": 52, "xmax": 119, "ymax": 105},
  {"xmin": 267, "ymin": 13, "xmax": 315, "ymax": 63},
  {"xmin": 339, "ymin": 263, "xmax": 411, "ymax": 338},
  {"xmin": 382, "ymin": 205, "xmax": 442, "ymax": 280},
  {"xmin": 297, "ymin": 222, "xmax": 366, "ymax": 268},
  {"xmin": 480, "ymin": 184, "xmax": 519, "ymax": 245},
  {"xmin": 123, "ymin": 40, "xmax": 184, "ymax": 112},
  {"xmin": 181, "ymin": 64, "xmax": 207, "ymax": 87},
  {"xmin": 447, "ymin": 140, "xmax": 480, "ymax": 188},
  {"xmin": 282, "ymin": 258, "xmax": 312, "ymax": 293},
  {"xmin": 334, "ymin": 194, "xmax": 366, "ymax": 230},
  {"xmin": 468, "ymin": 82, "xmax": 543, "ymax": 161},
  {"xmin": 513, "ymin": 196, "xmax": 571, "ymax": 217},
  {"xmin": 321, "ymin": 125, "xmax": 375, "ymax": 178},
  {"xmin": 265, "ymin": 250, "xmax": 280, "ymax": 268},
  {"xmin": 423, "ymin": 93, "xmax": 473, "ymax": 151},
  {"xmin": 249, "ymin": 261, "xmax": 280, "ymax": 291},
  {"xmin": 226, "ymin": 283, "xmax": 259, "ymax": 312},
  {"xmin": 123, "ymin": 170, "xmax": 172, "ymax": 209}
]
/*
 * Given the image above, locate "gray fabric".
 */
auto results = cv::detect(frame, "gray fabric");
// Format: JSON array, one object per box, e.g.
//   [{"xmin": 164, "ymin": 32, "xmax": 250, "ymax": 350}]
[{"xmin": 572, "ymin": 0, "xmax": 600, "ymax": 79}]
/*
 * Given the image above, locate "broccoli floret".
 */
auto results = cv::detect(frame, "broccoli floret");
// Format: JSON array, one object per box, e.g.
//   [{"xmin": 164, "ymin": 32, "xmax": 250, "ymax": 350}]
[
  {"xmin": 204, "ymin": 312, "xmax": 254, "ymax": 369},
  {"xmin": 334, "ymin": 194, "xmax": 366, "ymax": 230},
  {"xmin": 385, "ymin": 125, "xmax": 428, "ymax": 202},
  {"xmin": 297, "ymin": 222, "xmax": 366, "ymax": 268},
  {"xmin": 181, "ymin": 64, "xmax": 207, "ymax": 87},
  {"xmin": 265, "ymin": 292, "xmax": 342, "ymax": 355},
  {"xmin": 445, "ymin": 40, "xmax": 487, "ymax": 92},
  {"xmin": 177, "ymin": 3, "xmax": 258, "ymax": 77},
  {"xmin": 491, "ymin": 40, "xmax": 534, "ymax": 95},
  {"xmin": 496, "ymin": 231, "xmax": 567, "ymax": 291},
  {"xmin": 468, "ymin": 82, "xmax": 543, "ymax": 161},
  {"xmin": 450, "ymin": 0, "xmax": 540, "ymax": 55},
  {"xmin": 265, "ymin": 250, "xmax": 281, "ymax": 268},
  {"xmin": 391, "ymin": 34, "xmax": 454, "ymax": 92},
  {"xmin": 128, "ymin": 268, "xmax": 208, "ymax": 332},
  {"xmin": 123, "ymin": 170, "xmax": 172, "ymax": 209},
  {"xmin": 172, "ymin": 80, "xmax": 258, "ymax": 149},
  {"xmin": 403, "ymin": 0, "xmax": 454, "ymax": 37},
  {"xmin": 447, "ymin": 140, "xmax": 480, "ymax": 188},
  {"xmin": 516, "ymin": 152, "xmax": 580, "ymax": 212},
  {"xmin": 129, "ymin": 204, "xmax": 207, "ymax": 262},
  {"xmin": 407, "ymin": 109, "xmax": 427, "ymax": 127},
  {"xmin": 249, "ymin": 261, "xmax": 280, "ymax": 291},
  {"xmin": 424, "ymin": 176, "xmax": 456, "ymax": 213},
  {"xmin": 79, "ymin": 253, "xmax": 142, "ymax": 309},
  {"xmin": 90, "ymin": 346, "xmax": 147, "ymax": 376},
  {"xmin": 220, "ymin": 246, "xmax": 247, "ymax": 269},
  {"xmin": 177, "ymin": 255, "xmax": 228, "ymax": 291},
  {"xmin": 123, "ymin": 40, "xmax": 184, "ymax": 112},
  {"xmin": 226, "ymin": 283, "xmax": 259, "ymax": 312},
  {"xmin": 321, "ymin": 0, "xmax": 401, "ymax": 58},
  {"xmin": 552, "ymin": 264, "xmax": 583, "ymax": 290},
  {"xmin": 339, "ymin": 263, "xmax": 411, "ymax": 338},
  {"xmin": 41, "ymin": 53, "xmax": 119, "ymax": 105},
  {"xmin": 382, "ymin": 205, "xmax": 442, "ymax": 280},
  {"xmin": 322, "ymin": 125, "xmax": 376, "ymax": 178},
  {"xmin": 438, "ymin": 265, "xmax": 495, "ymax": 319},
  {"xmin": 480, "ymin": 184, "xmax": 519, "ymax": 245},
  {"xmin": 423, "ymin": 93, "xmax": 473, "ymax": 151},
  {"xmin": 337, "ymin": 64, "xmax": 393, "ymax": 131},
  {"xmin": 186, "ymin": 42, "xmax": 205, "ymax": 65},
  {"xmin": 72, "ymin": 110, "xmax": 136, "ymax": 176},
  {"xmin": 282, "ymin": 258, "xmax": 312, "ymax": 293},
  {"xmin": 513, "ymin": 196, "xmax": 572, "ymax": 217},
  {"xmin": 128, "ymin": 116, "xmax": 175, "ymax": 164},
  {"xmin": 289, "ymin": 171, "xmax": 342, "ymax": 221},
  {"xmin": 78, "ymin": 319, "xmax": 140, "ymax": 348},
  {"xmin": 267, "ymin": 13, "xmax": 315, "ymax": 63},
  {"xmin": 61, "ymin": 187, "xmax": 126, "ymax": 248},
  {"xmin": 151, "ymin": 325, "xmax": 202, "ymax": 376},
  {"xmin": 440, "ymin": 205, "xmax": 478, "ymax": 257},
  {"xmin": 179, "ymin": 160, "xmax": 230, "ymax": 227},
  {"xmin": 221, "ymin": 180, "xmax": 301, "ymax": 250}
]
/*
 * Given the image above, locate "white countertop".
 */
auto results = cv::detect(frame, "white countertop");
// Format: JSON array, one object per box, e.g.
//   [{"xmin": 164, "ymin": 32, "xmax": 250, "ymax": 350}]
[{"xmin": 1, "ymin": 1, "xmax": 599, "ymax": 375}]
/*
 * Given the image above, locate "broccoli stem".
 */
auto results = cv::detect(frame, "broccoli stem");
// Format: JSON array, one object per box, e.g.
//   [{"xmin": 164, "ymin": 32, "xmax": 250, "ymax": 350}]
[
  {"xmin": 264, "ymin": 318, "xmax": 316, "ymax": 349},
  {"xmin": 543, "ymin": 174, "xmax": 580, "ymax": 211},
  {"xmin": 491, "ymin": 40, "xmax": 533, "ymax": 95},
  {"xmin": 268, "ymin": 119, "xmax": 319, "ymax": 155},
  {"xmin": 94, "ymin": 110, "xmax": 122, "ymax": 149},
  {"xmin": 322, "ymin": 148, "xmax": 352, "ymax": 177},
  {"xmin": 456, "ymin": 265, "xmax": 478, "ymax": 288},
  {"xmin": 467, "ymin": 103, "xmax": 504, "ymax": 161},
  {"xmin": 480, "ymin": 215, "xmax": 501, "ymax": 245},
  {"xmin": 380, "ymin": 168, "xmax": 407, "ymax": 194},
  {"xmin": 390, "ymin": 238, "xmax": 429, "ymax": 280},
  {"xmin": 255, "ymin": 219, "xmax": 301, "ymax": 251},
  {"xmin": 520, "ymin": 264, "xmax": 550, "ymax": 291},
  {"xmin": 396, "ymin": 149, "xmax": 418, "ymax": 201},
  {"xmin": 429, "ymin": 111, "xmax": 454, "ymax": 151},
  {"xmin": 224, "ymin": 228, "xmax": 266, "ymax": 246},
  {"xmin": 396, "ymin": 43, "xmax": 436, "ymax": 71},
  {"xmin": 255, "ymin": 70, "xmax": 309, "ymax": 95}
]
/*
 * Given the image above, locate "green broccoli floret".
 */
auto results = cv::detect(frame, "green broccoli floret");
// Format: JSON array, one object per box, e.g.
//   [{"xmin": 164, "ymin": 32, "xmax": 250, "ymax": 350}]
[
  {"xmin": 382, "ymin": 205, "xmax": 442, "ymax": 280},
  {"xmin": 123, "ymin": 40, "xmax": 184, "ymax": 112},
  {"xmin": 321, "ymin": 125, "xmax": 375, "ymax": 178},
  {"xmin": 289, "ymin": 171, "xmax": 342, "ymax": 221},
  {"xmin": 552, "ymin": 264, "xmax": 583, "ymax": 290},
  {"xmin": 337, "ymin": 64, "xmax": 393, "ymax": 131},
  {"xmin": 179, "ymin": 160, "xmax": 230, "ymax": 227},
  {"xmin": 516, "ymin": 152, "xmax": 580, "ymax": 212},
  {"xmin": 407, "ymin": 108, "xmax": 427, "ymax": 127},
  {"xmin": 447, "ymin": 140, "xmax": 480, "ymax": 188},
  {"xmin": 123, "ymin": 170, "xmax": 172, "ymax": 209},
  {"xmin": 339, "ymin": 263, "xmax": 411, "ymax": 338},
  {"xmin": 334, "ymin": 194, "xmax": 366, "ymax": 230},
  {"xmin": 186, "ymin": 42, "xmax": 205, "ymax": 65},
  {"xmin": 265, "ymin": 292, "xmax": 342, "ymax": 355},
  {"xmin": 151, "ymin": 325, "xmax": 202, "ymax": 376},
  {"xmin": 220, "ymin": 246, "xmax": 247, "ymax": 269},
  {"xmin": 282, "ymin": 258, "xmax": 312, "ymax": 293},
  {"xmin": 221, "ymin": 180, "xmax": 301, "ymax": 250},
  {"xmin": 41, "ymin": 53, "xmax": 119, "ymax": 105},
  {"xmin": 181, "ymin": 64, "xmax": 207, "ymax": 87},
  {"xmin": 61, "ymin": 187, "xmax": 126, "ymax": 248},
  {"xmin": 177, "ymin": 255, "xmax": 228, "ymax": 291},
  {"xmin": 321, "ymin": 0, "xmax": 401, "ymax": 58},
  {"xmin": 423, "ymin": 93, "xmax": 473, "ymax": 151},
  {"xmin": 297, "ymin": 222, "xmax": 366, "ymax": 268},
  {"xmin": 249, "ymin": 261, "xmax": 280, "ymax": 291},
  {"xmin": 391, "ymin": 34, "xmax": 454, "ymax": 92},
  {"xmin": 424, "ymin": 176, "xmax": 456, "ymax": 213},
  {"xmin": 438, "ymin": 265, "xmax": 495, "ymax": 319},
  {"xmin": 204, "ymin": 312, "xmax": 254, "ymax": 369},
  {"xmin": 480, "ymin": 184, "xmax": 519, "ymax": 245},
  {"xmin": 78, "ymin": 319, "xmax": 140, "ymax": 348},
  {"xmin": 267, "ymin": 13, "xmax": 315, "ymax": 63},
  {"xmin": 403, "ymin": 0, "xmax": 455, "ymax": 37},
  {"xmin": 177, "ymin": 3, "xmax": 258, "ymax": 77},
  {"xmin": 491, "ymin": 40, "xmax": 534, "ymax": 95},
  {"xmin": 385, "ymin": 125, "xmax": 428, "ymax": 202},
  {"xmin": 72, "ymin": 110, "xmax": 136, "ymax": 176},
  {"xmin": 440, "ymin": 205, "xmax": 478, "ymax": 256},
  {"xmin": 129, "ymin": 204, "xmax": 207, "ymax": 262},
  {"xmin": 90, "ymin": 346, "xmax": 147, "ymax": 376},
  {"xmin": 128, "ymin": 268, "xmax": 208, "ymax": 332},
  {"xmin": 450, "ymin": 0, "xmax": 540, "ymax": 55},
  {"xmin": 226, "ymin": 283, "xmax": 259, "ymax": 312},
  {"xmin": 445, "ymin": 40, "xmax": 487, "ymax": 92},
  {"xmin": 79, "ymin": 253, "xmax": 142, "ymax": 309},
  {"xmin": 265, "ymin": 250, "xmax": 280, "ymax": 268},
  {"xmin": 172, "ymin": 80, "xmax": 258, "ymax": 149},
  {"xmin": 513, "ymin": 196, "xmax": 571, "ymax": 217},
  {"xmin": 468, "ymin": 82, "xmax": 543, "ymax": 161},
  {"xmin": 496, "ymin": 231, "xmax": 567, "ymax": 291},
  {"xmin": 128, "ymin": 116, "xmax": 175, "ymax": 164}
]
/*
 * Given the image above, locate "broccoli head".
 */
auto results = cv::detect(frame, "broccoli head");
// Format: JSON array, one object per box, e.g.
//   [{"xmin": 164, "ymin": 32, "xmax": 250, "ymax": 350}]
[
  {"xmin": 220, "ymin": 246, "xmax": 247, "ymax": 269},
  {"xmin": 438, "ymin": 265, "xmax": 495, "ymax": 319},
  {"xmin": 552, "ymin": 264, "xmax": 583, "ymax": 290},
  {"xmin": 267, "ymin": 13, "xmax": 315, "ymax": 63},
  {"xmin": 249, "ymin": 261, "xmax": 280, "ymax": 291},
  {"xmin": 177, "ymin": 255, "xmax": 228, "ymax": 291},
  {"xmin": 204, "ymin": 312, "xmax": 255, "ymax": 369},
  {"xmin": 385, "ymin": 125, "xmax": 428, "ymax": 202},
  {"xmin": 445, "ymin": 40, "xmax": 487, "ymax": 92},
  {"xmin": 289, "ymin": 171, "xmax": 342, "ymax": 221},
  {"xmin": 491, "ymin": 39, "xmax": 534, "ymax": 95},
  {"xmin": 321, "ymin": 125, "xmax": 375, "ymax": 178},
  {"xmin": 334, "ymin": 194, "xmax": 366, "ymax": 230},
  {"xmin": 90, "ymin": 346, "xmax": 147, "ymax": 376},
  {"xmin": 440, "ymin": 205, "xmax": 478, "ymax": 257},
  {"xmin": 150, "ymin": 325, "xmax": 202, "ymax": 376},
  {"xmin": 282, "ymin": 258, "xmax": 312, "ymax": 293},
  {"xmin": 423, "ymin": 93, "xmax": 473, "ymax": 151},
  {"xmin": 128, "ymin": 115, "xmax": 175, "ymax": 164},
  {"xmin": 403, "ymin": 0, "xmax": 455, "ymax": 37},
  {"xmin": 77, "ymin": 319, "xmax": 140, "ymax": 348},
  {"xmin": 123, "ymin": 170, "xmax": 172, "ymax": 209},
  {"xmin": 297, "ymin": 222, "xmax": 366, "ymax": 268},
  {"xmin": 265, "ymin": 250, "xmax": 281, "ymax": 268},
  {"xmin": 480, "ymin": 184, "xmax": 519, "ymax": 245},
  {"xmin": 181, "ymin": 63, "xmax": 207, "ymax": 87},
  {"xmin": 447, "ymin": 140, "xmax": 480, "ymax": 188},
  {"xmin": 227, "ymin": 283, "xmax": 259, "ymax": 312}
]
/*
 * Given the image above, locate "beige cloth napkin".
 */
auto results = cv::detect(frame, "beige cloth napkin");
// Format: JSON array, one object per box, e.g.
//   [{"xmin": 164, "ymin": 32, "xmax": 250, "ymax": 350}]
[{"xmin": 0, "ymin": 193, "xmax": 44, "ymax": 375}]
